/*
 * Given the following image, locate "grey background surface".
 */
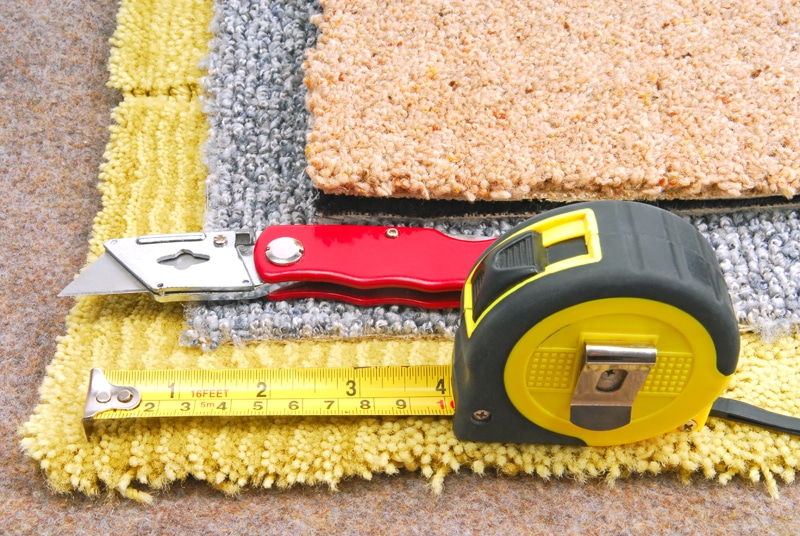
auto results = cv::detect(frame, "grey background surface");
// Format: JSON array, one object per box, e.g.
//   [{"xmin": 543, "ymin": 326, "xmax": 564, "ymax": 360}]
[{"xmin": 3, "ymin": 0, "xmax": 798, "ymax": 533}]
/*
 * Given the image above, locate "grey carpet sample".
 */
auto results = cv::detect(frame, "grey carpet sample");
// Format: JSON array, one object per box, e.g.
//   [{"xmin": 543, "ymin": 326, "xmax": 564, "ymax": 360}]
[
  {"xmin": 202, "ymin": 0, "xmax": 320, "ymax": 232},
  {"xmin": 695, "ymin": 209, "xmax": 800, "ymax": 336},
  {"xmin": 187, "ymin": 0, "xmax": 799, "ymax": 350}
]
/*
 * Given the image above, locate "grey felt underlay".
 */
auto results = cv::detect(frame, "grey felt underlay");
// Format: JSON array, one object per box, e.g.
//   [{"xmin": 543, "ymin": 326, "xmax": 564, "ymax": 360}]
[{"xmin": 187, "ymin": 0, "xmax": 799, "ymax": 350}]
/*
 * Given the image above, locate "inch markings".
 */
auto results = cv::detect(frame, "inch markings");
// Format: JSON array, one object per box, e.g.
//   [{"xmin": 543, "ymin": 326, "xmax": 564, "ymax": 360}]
[{"xmin": 90, "ymin": 366, "xmax": 456, "ymax": 423}]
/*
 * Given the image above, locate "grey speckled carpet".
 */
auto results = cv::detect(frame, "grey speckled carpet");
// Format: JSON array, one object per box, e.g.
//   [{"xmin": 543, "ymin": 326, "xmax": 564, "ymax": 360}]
[{"xmin": 187, "ymin": 0, "xmax": 799, "ymax": 350}]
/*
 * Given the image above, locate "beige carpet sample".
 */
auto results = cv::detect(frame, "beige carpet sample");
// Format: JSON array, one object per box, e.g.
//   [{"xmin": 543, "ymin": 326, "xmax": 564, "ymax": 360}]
[{"xmin": 304, "ymin": 0, "xmax": 800, "ymax": 202}]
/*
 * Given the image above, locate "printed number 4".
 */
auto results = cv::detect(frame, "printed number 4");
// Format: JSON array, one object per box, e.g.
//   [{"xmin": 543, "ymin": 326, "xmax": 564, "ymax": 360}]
[{"xmin": 436, "ymin": 378, "xmax": 446, "ymax": 394}]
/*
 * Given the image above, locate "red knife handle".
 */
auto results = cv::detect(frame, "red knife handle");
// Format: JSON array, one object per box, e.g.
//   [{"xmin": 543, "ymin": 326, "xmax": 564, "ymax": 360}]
[
  {"xmin": 266, "ymin": 282, "xmax": 463, "ymax": 309},
  {"xmin": 253, "ymin": 225, "xmax": 494, "ymax": 293}
]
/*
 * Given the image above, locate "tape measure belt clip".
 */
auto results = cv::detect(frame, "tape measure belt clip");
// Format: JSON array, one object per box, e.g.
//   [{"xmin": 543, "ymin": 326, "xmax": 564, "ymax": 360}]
[
  {"xmin": 452, "ymin": 201, "xmax": 741, "ymax": 446},
  {"xmin": 570, "ymin": 343, "xmax": 658, "ymax": 431}
]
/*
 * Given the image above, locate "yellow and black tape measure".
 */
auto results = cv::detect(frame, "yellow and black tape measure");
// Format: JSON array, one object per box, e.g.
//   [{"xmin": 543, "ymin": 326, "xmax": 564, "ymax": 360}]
[
  {"xmin": 85, "ymin": 201, "xmax": 790, "ymax": 446},
  {"xmin": 453, "ymin": 201, "xmax": 740, "ymax": 446}
]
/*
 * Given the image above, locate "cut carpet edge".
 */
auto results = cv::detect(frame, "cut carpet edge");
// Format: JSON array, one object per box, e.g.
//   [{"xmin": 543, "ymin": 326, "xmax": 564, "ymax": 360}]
[{"xmin": 314, "ymin": 192, "xmax": 800, "ymax": 222}]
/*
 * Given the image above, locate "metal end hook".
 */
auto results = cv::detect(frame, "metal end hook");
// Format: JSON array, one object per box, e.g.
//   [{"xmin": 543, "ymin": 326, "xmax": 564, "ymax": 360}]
[{"xmin": 82, "ymin": 369, "xmax": 141, "ymax": 440}]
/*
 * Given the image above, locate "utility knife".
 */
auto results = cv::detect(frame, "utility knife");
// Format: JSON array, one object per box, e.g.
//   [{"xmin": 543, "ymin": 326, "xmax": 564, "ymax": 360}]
[{"xmin": 60, "ymin": 225, "xmax": 495, "ymax": 308}]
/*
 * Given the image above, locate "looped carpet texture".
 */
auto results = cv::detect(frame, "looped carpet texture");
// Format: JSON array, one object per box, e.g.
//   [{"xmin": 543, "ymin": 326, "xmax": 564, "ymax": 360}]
[{"xmin": 20, "ymin": 0, "xmax": 800, "ymax": 502}]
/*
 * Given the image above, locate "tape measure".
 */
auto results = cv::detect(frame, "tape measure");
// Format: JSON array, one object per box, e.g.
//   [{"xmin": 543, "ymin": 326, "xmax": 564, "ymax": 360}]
[
  {"xmin": 84, "ymin": 201, "xmax": 750, "ymax": 446},
  {"xmin": 453, "ymin": 201, "xmax": 740, "ymax": 445},
  {"xmin": 84, "ymin": 365, "xmax": 455, "ymax": 431}
]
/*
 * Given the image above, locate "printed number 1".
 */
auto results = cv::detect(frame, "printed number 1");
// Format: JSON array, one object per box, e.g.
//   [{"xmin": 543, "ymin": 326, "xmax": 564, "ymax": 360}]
[{"xmin": 437, "ymin": 399, "xmax": 455, "ymax": 410}]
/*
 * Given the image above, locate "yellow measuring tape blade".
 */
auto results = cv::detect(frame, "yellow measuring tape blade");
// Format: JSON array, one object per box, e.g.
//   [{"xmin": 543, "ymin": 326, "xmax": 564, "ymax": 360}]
[{"xmin": 85, "ymin": 366, "xmax": 456, "ymax": 431}]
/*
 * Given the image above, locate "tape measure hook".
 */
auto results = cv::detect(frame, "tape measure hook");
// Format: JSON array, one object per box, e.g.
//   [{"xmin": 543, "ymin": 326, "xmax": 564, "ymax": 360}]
[{"xmin": 83, "ymin": 368, "xmax": 141, "ymax": 438}]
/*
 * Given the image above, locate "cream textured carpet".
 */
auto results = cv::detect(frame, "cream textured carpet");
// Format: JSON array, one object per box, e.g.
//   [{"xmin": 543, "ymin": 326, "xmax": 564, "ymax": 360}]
[
  {"xmin": 18, "ymin": 0, "xmax": 800, "ymax": 503},
  {"xmin": 305, "ymin": 0, "xmax": 800, "ymax": 201}
]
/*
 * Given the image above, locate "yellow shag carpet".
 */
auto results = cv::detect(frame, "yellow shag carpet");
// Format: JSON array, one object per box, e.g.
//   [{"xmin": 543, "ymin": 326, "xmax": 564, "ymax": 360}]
[{"xmin": 20, "ymin": 0, "xmax": 800, "ymax": 502}]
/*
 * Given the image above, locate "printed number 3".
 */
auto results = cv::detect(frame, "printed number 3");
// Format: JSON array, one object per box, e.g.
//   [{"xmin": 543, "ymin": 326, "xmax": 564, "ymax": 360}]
[{"xmin": 346, "ymin": 380, "xmax": 356, "ymax": 396}]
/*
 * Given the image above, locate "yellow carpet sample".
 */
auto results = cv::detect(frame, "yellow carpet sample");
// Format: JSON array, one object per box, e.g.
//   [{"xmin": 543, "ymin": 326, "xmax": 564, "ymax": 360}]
[
  {"xmin": 20, "ymin": 0, "xmax": 800, "ymax": 502},
  {"xmin": 305, "ymin": 0, "xmax": 800, "ymax": 201}
]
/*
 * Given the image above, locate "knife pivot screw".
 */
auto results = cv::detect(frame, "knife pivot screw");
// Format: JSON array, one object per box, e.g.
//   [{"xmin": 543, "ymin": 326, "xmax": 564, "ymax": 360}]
[
  {"xmin": 385, "ymin": 228, "xmax": 399, "ymax": 239},
  {"xmin": 96, "ymin": 391, "xmax": 112, "ymax": 404},
  {"xmin": 266, "ymin": 237, "xmax": 305, "ymax": 266},
  {"xmin": 213, "ymin": 234, "xmax": 228, "ymax": 247},
  {"xmin": 471, "ymin": 409, "xmax": 491, "ymax": 422}
]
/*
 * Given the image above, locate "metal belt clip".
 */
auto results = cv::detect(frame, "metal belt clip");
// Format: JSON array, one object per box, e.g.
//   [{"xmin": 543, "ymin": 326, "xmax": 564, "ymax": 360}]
[{"xmin": 570, "ymin": 343, "xmax": 657, "ymax": 431}]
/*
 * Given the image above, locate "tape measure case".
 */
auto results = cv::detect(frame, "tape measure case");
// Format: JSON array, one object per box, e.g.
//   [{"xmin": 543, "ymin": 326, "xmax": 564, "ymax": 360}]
[{"xmin": 452, "ymin": 201, "xmax": 741, "ymax": 446}]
